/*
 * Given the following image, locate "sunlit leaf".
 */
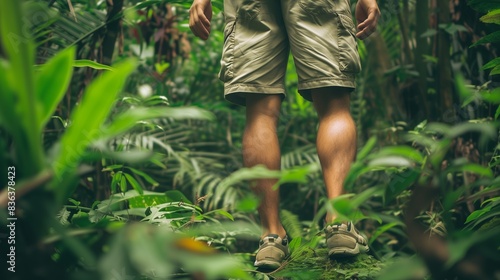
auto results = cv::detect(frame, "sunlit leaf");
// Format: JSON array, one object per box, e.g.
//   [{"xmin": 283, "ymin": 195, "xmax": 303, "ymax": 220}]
[
  {"xmin": 368, "ymin": 156, "xmax": 413, "ymax": 168},
  {"xmin": 53, "ymin": 58, "xmax": 137, "ymax": 203},
  {"xmin": 74, "ymin": 59, "xmax": 114, "ymax": 71},
  {"xmin": 372, "ymin": 146, "xmax": 424, "ymax": 164},
  {"xmin": 35, "ymin": 47, "xmax": 75, "ymax": 129},
  {"xmin": 102, "ymin": 107, "xmax": 214, "ymax": 138}
]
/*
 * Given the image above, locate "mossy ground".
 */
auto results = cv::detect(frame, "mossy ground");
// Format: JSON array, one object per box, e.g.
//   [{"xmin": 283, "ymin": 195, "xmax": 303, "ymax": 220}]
[{"xmin": 263, "ymin": 248, "xmax": 384, "ymax": 280}]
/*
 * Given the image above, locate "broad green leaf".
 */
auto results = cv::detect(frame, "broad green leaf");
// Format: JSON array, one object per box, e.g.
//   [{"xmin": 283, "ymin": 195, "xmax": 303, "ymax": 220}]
[
  {"xmin": 71, "ymin": 211, "xmax": 93, "ymax": 228},
  {"xmin": 235, "ymin": 196, "xmax": 259, "ymax": 212},
  {"xmin": 123, "ymin": 190, "xmax": 193, "ymax": 209},
  {"xmin": 465, "ymin": 205, "xmax": 500, "ymax": 228},
  {"xmin": 276, "ymin": 164, "xmax": 319, "ymax": 187},
  {"xmin": 126, "ymin": 224, "xmax": 174, "ymax": 278},
  {"xmin": 0, "ymin": 0, "xmax": 44, "ymax": 174},
  {"xmin": 144, "ymin": 95, "xmax": 169, "ymax": 106},
  {"xmin": 446, "ymin": 228, "xmax": 500, "ymax": 268},
  {"xmin": 0, "ymin": 60, "xmax": 18, "ymax": 134},
  {"xmin": 465, "ymin": 204, "xmax": 492, "ymax": 224},
  {"xmin": 177, "ymin": 252, "xmax": 251, "ymax": 280},
  {"xmin": 369, "ymin": 222, "xmax": 403, "ymax": 245},
  {"xmin": 288, "ymin": 236, "xmax": 302, "ymax": 253},
  {"xmin": 331, "ymin": 198, "xmax": 367, "ymax": 221},
  {"xmin": 495, "ymin": 105, "xmax": 500, "ymax": 120},
  {"xmin": 471, "ymin": 30, "xmax": 500, "ymax": 47},
  {"xmin": 481, "ymin": 87, "xmax": 500, "ymax": 103},
  {"xmin": 207, "ymin": 209, "xmax": 234, "ymax": 221},
  {"xmin": 451, "ymin": 122, "xmax": 496, "ymax": 140},
  {"xmin": 344, "ymin": 163, "xmax": 370, "ymax": 190},
  {"xmin": 357, "ymin": 136, "xmax": 377, "ymax": 160},
  {"xmin": 480, "ymin": 9, "xmax": 500, "ymax": 24},
  {"xmin": 447, "ymin": 162, "xmax": 493, "ymax": 178},
  {"xmin": 427, "ymin": 122, "xmax": 496, "ymax": 141},
  {"xmin": 368, "ymin": 156, "xmax": 413, "ymax": 168},
  {"xmin": 126, "ymin": 167, "xmax": 159, "ymax": 187},
  {"xmin": 490, "ymin": 64, "xmax": 500, "ymax": 75},
  {"xmin": 99, "ymin": 228, "xmax": 139, "ymax": 280},
  {"xmin": 164, "ymin": 190, "xmax": 192, "ymax": 204},
  {"xmin": 74, "ymin": 59, "xmax": 114, "ymax": 71},
  {"xmin": 35, "ymin": 47, "xmax": 75, "ymax": 129},
  {"xmin": 98, "ymin": 190, "xmax": 174, "ymax": 210},
  {"xmin": 102, "ymin": 107, "xmax": 214, "ymax": 138},
  {"xmin": 372, "ymin": 146, "xmax": 424, "ymax": 164},
  {"xmin": 385, "ymin": 169, "xmax": 419, "ymax": 204},
  {"xmin": 52, "ymin": 58, "xmax": 136, "ymax": 200},
  {"xmin": 467, "ymin": 0, "xmax": 500, "ymax": 13},
  {"xmin": 482, "ymin": 57, "xmax": 500, "ymax": 70},
  {"xmin": 438, "ymin": 23, "xmax": 468, "ymax": 34},
  {"xmin": 111, "ymin": 171, "xmax": 121, "ymax": 194},
  {"xmin": 420, "ymin": 29, "xmax": 437, "ymax": 38},
  {"xmin": 443, "ymin": 188, "xmax": 464, "ymax": 212},
  {"xmin": 102, "ymin": 164, "xmax": 124, "ymax": 171},
  {"xmin": 120, "ymin": 175, "xmax": 127, "ymax": 193},
  {"xmin": 124, "ymin": 173, "xmax": 143, "ymax": 195},
  {"xmin": 352, "ymin": 186, "xmax": 384, "ymax": 208}
]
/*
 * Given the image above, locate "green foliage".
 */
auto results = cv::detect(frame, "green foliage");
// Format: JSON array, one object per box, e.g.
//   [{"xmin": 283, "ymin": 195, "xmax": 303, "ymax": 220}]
[
  {"xmin": 2, "ymin": 0, "xmax": 500, "ymax": 279},
  {"xmin": 468, "ymin": 0, "xmax": 500, "ymax": 13},
  {"xmin": 272, "ymin": 248, "xmax": 384, "ymax": 280},
  {"xmin": 470, "ymin": 2, "xmax": 500, "ymax": 76}
]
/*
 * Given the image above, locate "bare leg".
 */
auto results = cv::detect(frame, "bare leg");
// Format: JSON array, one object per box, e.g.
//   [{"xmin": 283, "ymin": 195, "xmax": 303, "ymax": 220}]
[
  {"xmin": 243, "ymin": 94, "xmax": 286, "ymax": 238},
  {"xmin": 311, "ymin": 87, "xmax": 357, "ymax": 224}
]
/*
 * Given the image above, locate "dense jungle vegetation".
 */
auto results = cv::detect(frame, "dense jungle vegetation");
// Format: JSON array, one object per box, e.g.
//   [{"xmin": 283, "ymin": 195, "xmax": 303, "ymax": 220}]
[{"xmin": 0, "ymin": 0, "xmax": 499, "ymax": 279}]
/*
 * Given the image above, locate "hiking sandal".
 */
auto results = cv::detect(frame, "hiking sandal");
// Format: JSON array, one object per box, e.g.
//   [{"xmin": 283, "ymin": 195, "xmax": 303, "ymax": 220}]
[
  {"xmin": 254, "ymin": 234, "xmax": 290, "ymax": 269},
  {"xmin": 325, "ymin": 222, "xmax": 369, "ymax": 258}
]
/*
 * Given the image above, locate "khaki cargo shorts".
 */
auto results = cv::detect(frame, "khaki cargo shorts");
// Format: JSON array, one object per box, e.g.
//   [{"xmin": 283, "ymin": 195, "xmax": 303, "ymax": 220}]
[{"xmin": 218, "ymin": 0, "xmax": 361, "ymax": 106}]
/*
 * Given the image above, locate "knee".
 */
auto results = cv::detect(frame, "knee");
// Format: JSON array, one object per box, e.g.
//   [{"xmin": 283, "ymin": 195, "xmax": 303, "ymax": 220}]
[{"xmin": 246, "ymin": 94, "xmax": 282, "ymax": 124}]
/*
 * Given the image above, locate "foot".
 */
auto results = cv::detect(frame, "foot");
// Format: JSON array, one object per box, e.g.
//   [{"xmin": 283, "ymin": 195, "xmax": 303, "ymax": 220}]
[
  {"xmin": 254, "ymin": 234, "xmax": 289, "ymax": 269},
  {"xmin": 325, "ymin": 222, "xmax": 369, "ymax": 258}
]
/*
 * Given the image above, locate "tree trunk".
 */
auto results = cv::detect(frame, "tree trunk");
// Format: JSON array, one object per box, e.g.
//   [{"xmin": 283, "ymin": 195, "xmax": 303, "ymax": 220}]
[
  {"xmin": 99, "ymin": 0, "xmax": 123, "ymax": 65},
  {"xmin": 436, "ymin": 0, "xmax": 454, "ymax": 121},
  {"xmin": 415, "ymin": 0, "xmax": 431, "ymax": 117}
]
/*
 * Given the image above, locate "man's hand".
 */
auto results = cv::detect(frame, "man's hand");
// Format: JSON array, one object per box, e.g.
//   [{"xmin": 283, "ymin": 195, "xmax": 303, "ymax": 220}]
[
  {"xmin": 355, "ymin": 0, "xmax": 380, "ymax": 40},
  {"xmin": 189, "ymin": 0, "xmax": 212, "ymax": 40}
]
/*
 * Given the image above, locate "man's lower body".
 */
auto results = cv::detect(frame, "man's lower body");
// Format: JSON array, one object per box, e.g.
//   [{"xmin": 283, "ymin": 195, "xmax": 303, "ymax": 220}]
[{"xmin": 218, "ymin": 0, "xmax": 367, "ymax": 269}]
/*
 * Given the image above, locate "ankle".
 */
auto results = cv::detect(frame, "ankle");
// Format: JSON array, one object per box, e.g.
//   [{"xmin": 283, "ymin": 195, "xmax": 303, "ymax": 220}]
[{"xmin": 262, "ymin": 228, "xmax": 287, "ymax": 239}]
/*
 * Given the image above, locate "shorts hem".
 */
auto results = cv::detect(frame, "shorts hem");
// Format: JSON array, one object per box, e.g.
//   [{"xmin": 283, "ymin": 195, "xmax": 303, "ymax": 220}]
[
  {"xmin": 224, "ymin": 83, "xmax": 286, "ymax": 106},
  {"xmin": 298, "ymin": 78, "xmax": 356, "ymax": 101}
]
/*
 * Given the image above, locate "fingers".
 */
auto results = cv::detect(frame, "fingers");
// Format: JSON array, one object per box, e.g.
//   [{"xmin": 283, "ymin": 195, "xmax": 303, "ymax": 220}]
[
  {"xmin": 356, "ymin": 9, "xmax": 380, "ymax": 40},
  {"xmin": 189, "ymin": 6, "xmax": 211, "ymax": 40}
]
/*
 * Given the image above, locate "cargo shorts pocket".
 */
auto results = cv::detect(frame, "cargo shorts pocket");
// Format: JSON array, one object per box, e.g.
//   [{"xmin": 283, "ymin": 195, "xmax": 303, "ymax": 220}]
[
  {"xmin": 299, "ymin": 0, "xmax": 333, "ymax": 15},
  {"xmin": 337, "ymin": 12, "xmax": 361, "ymax": 73},
  {"xmin": 218, "ymin": 20, "xmax": 236, "ymax": 82}
]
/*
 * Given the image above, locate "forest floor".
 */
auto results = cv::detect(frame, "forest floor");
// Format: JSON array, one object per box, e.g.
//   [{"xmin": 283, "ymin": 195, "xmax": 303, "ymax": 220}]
[{"xmin": 257, "ymin": 247, "xmax": 385, "ymax": 280}]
